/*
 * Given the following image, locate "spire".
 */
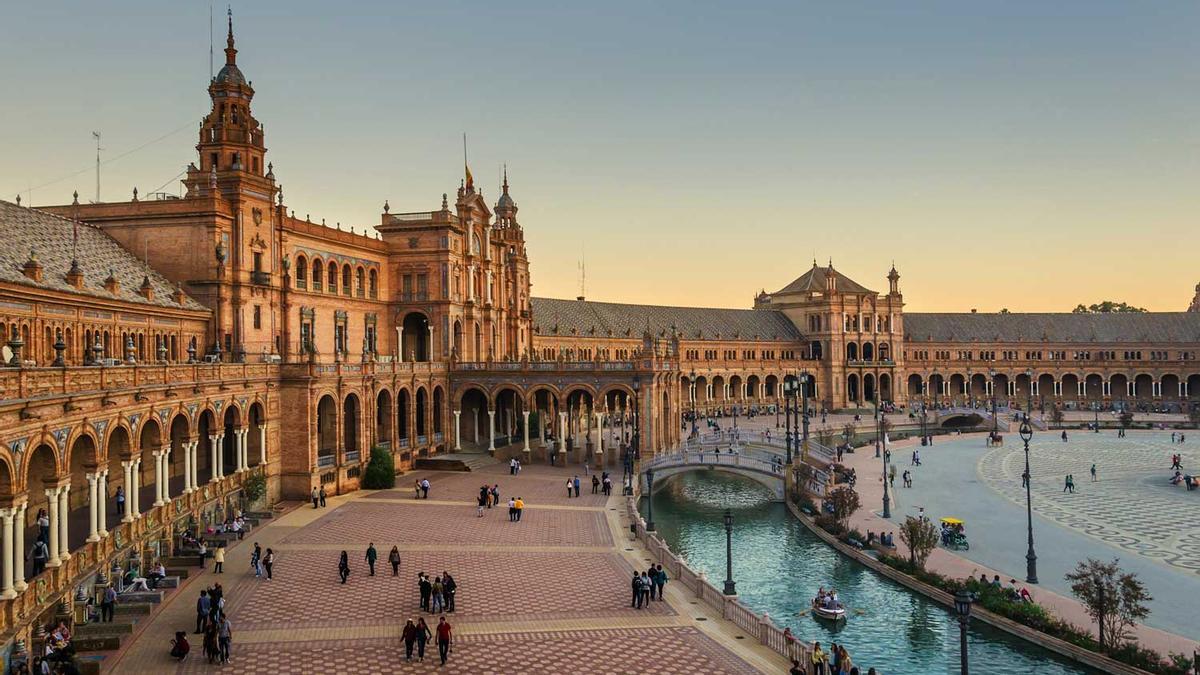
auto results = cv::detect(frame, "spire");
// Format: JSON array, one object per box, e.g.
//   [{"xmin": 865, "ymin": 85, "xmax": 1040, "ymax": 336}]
[
  {"xmin": 225, "ymin": 6, "xmax": 237, "ymax": 65},
  {"xmin": 502, "ymin": 164, "xmax": 509, "ymax": 194}
]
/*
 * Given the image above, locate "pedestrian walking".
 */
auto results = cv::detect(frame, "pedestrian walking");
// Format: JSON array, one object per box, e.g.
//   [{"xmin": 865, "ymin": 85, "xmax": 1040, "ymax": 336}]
[
  {"xmin": 250, "ymin": 543, "xmax": 262, "ymax": 578},
  {"xmin": 319, "ymin": 486, "xmax": 327, "ymax": 507},
  {"xmin": 443, "ymin": 571, "xmax": 457, "ymax": 612},
  {"xmin": 116, "ymin": 486, "xmax": 126, "ymax": 517},
  {"xmin": 365, "ymin": 542, "xmax": 378, "ymax": 576},
  {"xmin": 514, "ymin": 496, "xmax": 524, "ymax": 521},
  {"xmin": 195, "ymin": 590, "xmax": 210, "ymax": 633},
  {"xmin": 640, "ymin": 571, "xmax": 653, "ymax": 607},
  {"xmin": 415, "ymin": 618, "xmax": 432, "ymax": 662},
  {"xmin": 566, "ymin": 478, "xmax": 573, "ymax": 498},
  {"xmin": 655, "ymin": 563, "xmax": 668, "ymax": 599},
  {"xmin": 389, "ymin": 546, "xmax": 401, "ymax": 576},
  {"xmin": 36, "ymin": 509, "xmax": 49, "ymax": 543},
  {"xmin": 402, "ymin": 619, "xmax": 418, "ymax": 661},
  {"xmin": 101, "ymin": 584, "xmax": 116, "ymax": 622},
  {"xmin": 573, "ymin": 475, "xmax": 581, "ymax": 497},
  {"xmin": 421, "ymin": 478, "xmax": 431, "ymax": 499},
  {"xmin": 436, "ymin": 616, "xmax": 453, "ymax": 665},
  {"xmin": 631, "ymin": 571, "xmax": 643, "ymax": 608},
  {"xmin": 509, "ymin": 457, "xmax": 517, "ymax": 475},
  {"xmin": 418, "ymin": 573, "xmax": 432, "ymax": 611},
  {"xmin": 592, "ymin": 474, "xmax": 600, "ymax": 494},
  {"xmin": 490, "ymin": 484, "xmax": 500, "ymax": 506},
  {"xmin": 1021, "ymin": 468, "xmax": 1029, "ymax": 488},
  {"xmin": 1090, "ymin": 463, "xmax": 1097, "ymax": 482},
  {"xmin": 31, "ymin": 537, "xmax": 49, "ymax": 577},
  {"xmin": 507, "ymin": 497, "xmax": 516, "ymax": 522},
  {"xmin": 263, "ymin": 548, "xmax": 274, "ymax": 580},
  {"xmin": 217, "ymin": 613, "xmax": 233, "ymax": 664},
  {"xmin": 212, "ymin": 545, "xmax": 225, "ymax": 573},
  {"xmin": 477, "ymin": 491, "xmax": 487, "ymax": 517},
  {"xmin": 311, "ymin": 486, "xmax": 319, "ymax": 509},
  {"xmin": 414, "ymin": 479, "xmax": 422, "ymax": 499},
  {"xmin": 338, "ymin": 550, "xmax": 350, "ymax": 584}
]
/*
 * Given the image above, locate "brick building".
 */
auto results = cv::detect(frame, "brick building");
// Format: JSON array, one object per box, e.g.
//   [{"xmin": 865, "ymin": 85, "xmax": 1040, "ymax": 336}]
[{"xmin": 1, "ymin": 14, "xmax": 1199, "ymax": 654}]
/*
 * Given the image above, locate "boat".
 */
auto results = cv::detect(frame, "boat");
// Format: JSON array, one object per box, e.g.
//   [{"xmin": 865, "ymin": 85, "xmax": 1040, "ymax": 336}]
[{"xmin": 811, "ymin": 597, "xmax": 847, "ymax": 623}]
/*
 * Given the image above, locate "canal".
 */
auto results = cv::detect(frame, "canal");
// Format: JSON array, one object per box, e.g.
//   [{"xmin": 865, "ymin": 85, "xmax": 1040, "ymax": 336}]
[{"xmin": 642, "ymin": 470, "xmax": 1097, "ymax": 674}]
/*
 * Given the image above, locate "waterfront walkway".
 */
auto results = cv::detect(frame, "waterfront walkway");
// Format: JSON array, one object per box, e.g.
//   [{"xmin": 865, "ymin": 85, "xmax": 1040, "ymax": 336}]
[
  {"xmin": 840, "ymin": 430, "xmax": 1200, "ymax": 657},
  {"xmin": 106, "ymin": 462, "xmax": 787, "ymax": 673}
]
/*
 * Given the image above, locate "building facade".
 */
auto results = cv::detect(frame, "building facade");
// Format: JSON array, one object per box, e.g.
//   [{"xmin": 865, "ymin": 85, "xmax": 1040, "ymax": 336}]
[{"xmin": 2, "ymin": 15, "xmax": 1200, "ymax": 653}]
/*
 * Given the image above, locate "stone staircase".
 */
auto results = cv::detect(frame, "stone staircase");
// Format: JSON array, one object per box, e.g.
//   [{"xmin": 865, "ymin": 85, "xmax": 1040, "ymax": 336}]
[{"xmin": 415, "ymin": 452, "xmax": 498, "ymax": 472}]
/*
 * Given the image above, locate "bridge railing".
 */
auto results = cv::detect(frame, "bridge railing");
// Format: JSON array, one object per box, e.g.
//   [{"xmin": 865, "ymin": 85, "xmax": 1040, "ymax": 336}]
[
  {"xmin": 624, "ymin": 494, "xmax": 813, "ymax": 666},
  {"xmin": 643, "ymin": 450, "xmax": 786, "ymax": 476}
]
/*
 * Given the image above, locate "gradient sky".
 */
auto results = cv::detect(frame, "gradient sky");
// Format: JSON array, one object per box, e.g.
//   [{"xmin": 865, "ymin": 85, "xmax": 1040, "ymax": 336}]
[{"xmin": 3, "ymin": 2, "xmax": 1199, "ymax": 312}]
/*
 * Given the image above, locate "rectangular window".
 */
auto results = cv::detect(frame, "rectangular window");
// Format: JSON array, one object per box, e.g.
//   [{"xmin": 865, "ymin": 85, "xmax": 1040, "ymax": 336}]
[
  {"xmin": 253, "ymin": 251, "xmax": 263, "ymax": 272},
  {"xmin": 253, "ymin": 305, "xmax": 262, "ymax": 329}
]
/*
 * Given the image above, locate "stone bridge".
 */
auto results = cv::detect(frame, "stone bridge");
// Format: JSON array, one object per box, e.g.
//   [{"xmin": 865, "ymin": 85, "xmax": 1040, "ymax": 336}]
[{"xmin": 641, "ymin": 449, "xmax": 787, "ymax": 501}]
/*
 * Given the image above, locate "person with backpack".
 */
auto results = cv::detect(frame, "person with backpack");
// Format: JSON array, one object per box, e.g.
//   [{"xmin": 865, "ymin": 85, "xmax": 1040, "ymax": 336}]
[
  {"xmin": 631, "ymin": 571, "xmax": 644, "ymax": 608},
  {"xmin": 654, "ymin": 564, "xmax": 668, "ymax": 600},
  {"xmin": 170, "ymin": 630, "xmax": 190, "ymax": 662},
  {"xmin": 30, "ymin": 537, "xmax": 49, "ymax": 577}
]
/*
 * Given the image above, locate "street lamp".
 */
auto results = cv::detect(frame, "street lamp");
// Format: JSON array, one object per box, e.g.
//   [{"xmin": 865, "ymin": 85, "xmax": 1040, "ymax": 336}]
[
  {"xmin": 881, "ymin": 412, "xmax": 892, "ymax": 518},
  {"xmin": 989, "ymin": 368, "xmax": 998, "ymax": 436},
  {"xmin": 874, "ymin": 393, "xmax": 881, "ymax": 458},
  {"xmin": 645, "ymin": 468, "xmax": 656, "ymax": 531},
  {"xmin": 722, "ymin": 508, "xmax": 736, "ymax": 595},
  {"xmin": 689, "ymin": 370, "xmax": 698, "ymax": 438},
  {"xmin": 920, "ymin": 403, "xmax": 929, "ymax": 446},
  {"xmin": 783, "ymin": 378, "xmax": 797, "ymax": 464},
  {"xmin": 1025, "ymin": 368, "xmax": 1034, "ymax": 418},
  {"xmin": 799, "ymin": 372, "xmax": 811, "ymax": 460},
  {"xmin": 955, "ymin": 590, "xmax": 974, "ymax": 674},
  {"xmin": 1093, "ymin": 400, "xmax": 1100, "ymax": 433},
  {"xmin": 1020, "ymin": 418, "xmax": 1039, "ymax": 584},
  {"xmin": 632, "ymin": 376, "xmax": 641, "ymax": 461}
]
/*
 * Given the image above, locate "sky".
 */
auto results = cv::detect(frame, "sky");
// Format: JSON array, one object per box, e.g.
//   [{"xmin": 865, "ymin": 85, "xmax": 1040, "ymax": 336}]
[{"xmin": 2, "ymin": 1, "xmax": 1199, "ymax": 312}]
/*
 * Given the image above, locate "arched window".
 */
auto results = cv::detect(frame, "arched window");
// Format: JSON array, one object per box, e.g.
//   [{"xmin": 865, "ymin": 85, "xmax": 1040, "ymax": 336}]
[
  {"xmin": 356, "ymin": 267, "xmax": 365, "ymax": 297},
  {"xmin": 368, "ymin": 269, "xmax": 378, "ymax": 299},
  {"xmin": 295, "ymin": 256, "xmax": 308, "ymax": 289},
  {"xmin": 312, "ymin": 258, "xmax": 323, "ymax": 290},
  {"xmin": 327, "ymin": 261, "xmax": 338, "ymax": 292},
  {"xmin": 342, "ymin": 265, "xmax": 352, "ymax": 295}
]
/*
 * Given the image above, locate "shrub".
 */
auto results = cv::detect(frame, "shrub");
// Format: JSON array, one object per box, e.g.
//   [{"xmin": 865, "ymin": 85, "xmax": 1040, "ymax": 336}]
[
  {"xmin": 814, "ymin": 515, "xmax": 845, "ymax": 536},
  {"xmin": 243, "ymin": 470, "xmax": 267, "ymax": 502},
  {"xmin": 361, "ymin": 445, "xmax": 396, "ymax": 489}
]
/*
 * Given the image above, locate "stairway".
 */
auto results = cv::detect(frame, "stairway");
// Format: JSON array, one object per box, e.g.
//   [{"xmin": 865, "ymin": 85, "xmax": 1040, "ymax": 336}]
[{"xmin": 414, "ymin": 452, "xmax": 498, "ymax": 472}]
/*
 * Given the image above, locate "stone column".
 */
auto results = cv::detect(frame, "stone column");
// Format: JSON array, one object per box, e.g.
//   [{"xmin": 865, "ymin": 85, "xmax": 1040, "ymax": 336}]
[
  {"xmin": 152, "ymin": 451, "xmax": 164, "ymax": 506},
  {"xmin": 596, "ymin": 412, "xmax": 605, "ymax": 454},
  {"xmin": 57, "ymin": 486, "xmax": 71, "ymax": 562},
  {"xmin": 0, "ymin": 508, "xmax": 15, "ymax": 599},
  {"xmin": 259, "ymin": 425, "xmax": 267, "ymax": 466},
  {"xmin": 121, "ymin": 461, "xmax": 135, "ymax": 523},
  {"xmin": 428, "ymin": 326, "xmax": 435, "ymax": 361},
  {"xmin": 190, "ymin": 441, "xmax": 200, "ymax": 489},
  {"xmin": 209, "ymin": 435, "xmax": 220, "ymax": 482},
  {"xmin": 161, "ymin": 445, "xmax": 173, "ymax": 502},
  {"xmin": 453, "ymin": 410, "xmax": 462, "ymax": 450},
  {"xmin": 396, "ymin": 326, "xmax": 404, "ymax": 362},
  {"xmin": 13, "ymin": 502, "xmax": 27, "ymax": 591},
  {"xmin": 488, "ymin": 409, "xmax": 496, "ymax": 452},
  {"xmin": 522, "ymin": 411, "xmax": 530, "ymax": 452},
  {"xmin": 559, "ymin": 412, "xmax": 568, "ymax": 454},
  {"xmin": 215, "ymin": 433, "xmax": 225, "ymax": 478},
  {"xmin": 96, "ymin": 472, "xmax": 109, "ymax": 537},
  {"xmin": 129, "ymin": 461, "xmax": 140, "ymax": 519},
  {"xmin": 183, "ymin": 441, "xmax": 193, "ymax": 493},
  {"xmin": 85, "ymin": 473, "xmax": 100, "ymax": 542},
  {"xmin": 44, "ymin": 485, "xmax": 60, "ymax": 564}
]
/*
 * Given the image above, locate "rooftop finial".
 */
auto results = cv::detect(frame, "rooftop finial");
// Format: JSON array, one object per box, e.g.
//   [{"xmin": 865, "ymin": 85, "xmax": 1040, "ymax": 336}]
[
  {"xmin": 224, "ymin": 5, "xmax": 237, "ymax": 64},
  {"xmin": 502, "ymin": 164, "xmax": 509, "ymax": 194}
]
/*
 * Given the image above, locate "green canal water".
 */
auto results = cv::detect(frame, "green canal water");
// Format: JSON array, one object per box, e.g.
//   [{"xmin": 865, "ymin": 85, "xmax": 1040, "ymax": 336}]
[{"xmin": 642, "ymin": 471, "xmax": 1097, "ymax": 674}]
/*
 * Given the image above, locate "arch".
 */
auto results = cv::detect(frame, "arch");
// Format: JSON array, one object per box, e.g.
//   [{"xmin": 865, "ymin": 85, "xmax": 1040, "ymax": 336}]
[
  {"xmin": 1188, "ymin": 374, "xmax": 1200, "ymax": 400},
  {"xmin": 396, "ymin": 388, "xmax": 411, "ymax": 444},
  {"xmin": 0, "ymin": 454, "xmax": 13, "ymax": 502},
  {"xmin": 847, "ymin": 373, "xmax": 860, "ymax": 404},
  {"xmin": 949, "ymin": 374, "xmax": 966, "ymax": 402},
  {"xmin": 1014, "ymin": 372, "xmax": 1033, "ymax": 405},
  {"xmin": 247, "ymin": 401, "xmax": 265, "ymax": 468},
  {"xmin": 401, "ymin": 312, "xmax": 431, "ymax": 362},
  {"xmin": 169, "ymin": 412, "xmax": 190, "ymax": 485},
  {"xmin": 415, "ymin": 387, "xmax": 429, "ymax": 440},
  {"xmin": 222, "ymin": 405, "xmax": 241, "ymax": 475},
  {"xmin": 23, "ymin": 443, "xmax": 59, "ymax": 571},
  {"xmin": 433, "ymin": 386, "xmax": 445, "ymax": 435},
  {"xmin": 376, "ymin": 389, "xmax": 393, "ymax": 447},
  {"xmin": 929, "ymin": 373, "xmax": 945, "ymax": 400},
  {"xmin": 862, "ymin": 342, "xmax": 874, "ymax": 362},
  {"xmin": 355, "ymin": 266, "xmax": 365, "ymax": 297},
  {"xmin": 969, "ymin": 373, "xmax": 988, "ymax": 400},
  {"xmin": 710, "ymin": 376, "xmax": 725, "ymax": 403},
  {"xmin": 295, "ymin": 255, "xmax": 308, "ymax": 289},
  {"xmin": 644, "ymin": 464, "xmax": 784, "ymax": 502},
  {"xmin": 1085, "ymin": 373, "xmax": 1104, "ymax": 400},
  {"xmin": 863, "ymin": 373, "xmax": 876, "ymax": 403},
  {"xmin": 1111, "ymin": 373, "xmax": 1130, "ymax": 401},
  {"xmin": 452, "ymin": 320, "xmax": 463, "ymax": 358},
  {"xmin": 746, "ymin": 375, "xmax": 761, "ymax": 400},
  {"xmin": 317, "ymin": 395, "xmax": 337, "ymax": 467},
  {"xmin": 492, "ymin": 387, "xmax": 523, "ymax": 449},
  {"xmin": 993, "ymin": 373, "xmax": 1010, "ymax": 403},
  {"xmin": 1161, "ymin": 374, "xmax": 1181, "ymax": 400},
  {"xmin": 1060, "ymin": 373, "xmax": 1080, "ymax": 401},
  {"xmin": 341, "ymin": 264, "xmax": 353, "ymax": 295},
  {"xmin": 764, "ymin": 375, "xmax": 778, "ymax": 399},
  {"xmin": 368, "ymin": 268, "xmax": 378, "ymax": 298},
  {"xmin": 311, "ymin": 257, "xmax": 324, "ymax": 289},
  {"xmin": 327, "ymin": 261, "xmax": 338, "ymax": 293},
  {"xmin": 879, "ymin": 373, "xmax": 892, "ymax": 402},
  {"xmin": 1134, "ymin": 373, "xmax": 1154, "ymax": 400},
  {"xmin": 878, "ymin": 342, "xmax": 890, "ymax": 362},
  {"xmin": 343, "ymin": 393, "xmax": 361, "ymax": 462},
  {"xmin": 810, "ymin": 340, "xmax": 823, "ymax": 361},
  {"xmin": 907, "ymin": 373, "xmax": 923, "ymax": 398},
  {"xmin": 846, "ymin": 342, "xmax": 859, "ymax": 361},
  {"xmin": 137, "ymin": 417, "xmax": 163, "ymax": 505}
]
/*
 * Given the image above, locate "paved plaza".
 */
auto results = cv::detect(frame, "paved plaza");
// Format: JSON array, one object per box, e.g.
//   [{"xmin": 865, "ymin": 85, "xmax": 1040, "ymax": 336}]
[{"xmin": 107, "ymin": 462, "xmax": 786, "ymax": 673}]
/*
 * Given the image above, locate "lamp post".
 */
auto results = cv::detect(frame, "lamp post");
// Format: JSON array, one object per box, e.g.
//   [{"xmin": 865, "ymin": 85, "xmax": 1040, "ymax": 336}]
[
  {"xmin": 784, "ymin": 378, "xmax": 797, "ymax": 464},
  {"xmin": 881, "ymin": 410, "xmax": 891, "ymax": 518},
  {"xmin": 799, "ymin": 372, "xmax": 811, "ymax": 461},
  {"xmin": 722, "ymin": 508, "xmax": 736, "ymax": 595},
  {"xmin": 1025, "ymin": 368, "xmax": 1034, "ymax": 419},
  {"xmin": 632, "ymin": 376, "xmax": 641, "ymax": 461},
  {"xmin": 874, "ymin": 393, "xmax": 881, "ymax": 458},
  {"xmin": 689, "ymin": 371, "xmax": 698, "ymax": 438},
  {"xmin": 955, "ymin": 590, "xmax": 973, "ymax": 674},
  {"xmin": 645, "ymin": 468, "xmax": 656, "ymax": 532},
  {"xmin": 1020, "ymin": 418, "xmax": 1039, "ymax": 584},
  {"xmin": 920, "ymin": 403, "xmax": 929, "ymax": 446},
  {"xmin": 1093, "ymin": 400, "xmax": 1100, "ymax": 433},
  {"xmin": 989, "ymin": 368, "xmax": 998, "ymax": 436}
]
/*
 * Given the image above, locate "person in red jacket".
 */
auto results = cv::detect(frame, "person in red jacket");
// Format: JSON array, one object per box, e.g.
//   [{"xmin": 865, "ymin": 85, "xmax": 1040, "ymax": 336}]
[{"xmin": 435, "ymin": 616, "xmax": 453, "ymax": 665}]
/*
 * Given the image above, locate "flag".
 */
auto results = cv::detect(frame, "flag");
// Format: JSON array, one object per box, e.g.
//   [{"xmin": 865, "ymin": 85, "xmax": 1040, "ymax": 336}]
[{"xmin": 465, "ymin": 164, "xmax": 474, "ymax": 190}]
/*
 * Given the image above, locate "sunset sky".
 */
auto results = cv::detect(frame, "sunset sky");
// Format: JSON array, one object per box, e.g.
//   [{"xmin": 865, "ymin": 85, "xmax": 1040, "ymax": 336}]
[{"xmin": 3, "ymin": 1, "xmax": 1198, "ymax": 312}]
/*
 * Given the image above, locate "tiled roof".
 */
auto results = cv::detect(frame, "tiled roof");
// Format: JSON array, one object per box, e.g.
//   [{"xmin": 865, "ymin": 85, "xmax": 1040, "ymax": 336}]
[
  {"xmin": 774, "ymin": 263, "xmax": 874, "ymax": 295},
  {"xmin": 905, "ymin": 312, "xmax": 1200, "ymax": 343},
  {"xmin": 530, "ymin": 297, "xmax": 802, "ymax": 341},
  {"xmin": 0, "ymin": 200, "xmax": 206, "ymax": 312}
]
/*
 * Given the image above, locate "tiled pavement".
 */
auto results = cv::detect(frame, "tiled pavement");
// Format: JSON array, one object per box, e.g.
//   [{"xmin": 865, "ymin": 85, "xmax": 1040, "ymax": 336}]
[{"xmin": 106, "ymin": 458, "xmax": 786, "ymax": 673}]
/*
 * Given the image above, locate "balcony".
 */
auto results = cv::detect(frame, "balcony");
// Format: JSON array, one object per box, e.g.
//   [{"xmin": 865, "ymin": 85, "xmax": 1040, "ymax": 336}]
[
  {"xmin": 400, "ymin": 292, "xmax": 430, "ymax": 303},
  {"xmin": 250, "ymin": 271, "xmax": 271, "ymax": 286},
  {"xmin": 317, "ymin": 454, "xmax": 335, "ymax": 468},
  {"xmin": 344, "ymin": 450, "xmax": 361, "ymax": 464}
]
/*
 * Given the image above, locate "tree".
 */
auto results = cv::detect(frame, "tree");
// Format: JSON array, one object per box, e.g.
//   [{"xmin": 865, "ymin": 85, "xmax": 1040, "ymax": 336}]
[
  {"xmin": 361, "ymin": 445, "xmax": 396, "ymax": 489},
  {"xmin": 816, "ymin": 426, "xmax": 837, "ymax": 450},
  {"xmin": 1072, "ymin": 301, "xmax": 1148, "ymax": 314},
  {"xmin": 1049, "ymin": 405, "xmax": 1064, "ymax": 429},
  {"xmin": 899, "ymin": 515, "xmax": 939, "ymax": 569},
  {"xmin": 825, "ymin": 486, "xmax": 860, "ymax": 529},
  {"xmin": 1065, "ymin": 558, "xmax": 1151, "ymax": 651},
  {"xmin": 842, "ymin": 422, "xmax": 857, "ymax": 447}
]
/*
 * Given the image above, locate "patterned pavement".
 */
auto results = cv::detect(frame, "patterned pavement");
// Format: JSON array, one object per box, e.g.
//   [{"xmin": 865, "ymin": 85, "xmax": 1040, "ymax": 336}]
[
  {"xmin": 106, "ymin": 458, "xmax": 781, "ymax": 674},
  {"xmin": 978, "ymin": 432, "xmax": 1200, "ymax": 574}
]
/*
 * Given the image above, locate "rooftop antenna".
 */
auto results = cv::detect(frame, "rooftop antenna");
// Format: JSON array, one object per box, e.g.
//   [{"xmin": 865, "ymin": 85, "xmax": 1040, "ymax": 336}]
[
  {"xmin": 578, "ymin": 245, "xmax": 586, "ymax": 300},
  {"xmin": 209, "ymin": 3, "xmax": 214, "ymax": 80},
  {"xmin": 92, "ymin": 131, "xmax": 103, "ymax": 203}
]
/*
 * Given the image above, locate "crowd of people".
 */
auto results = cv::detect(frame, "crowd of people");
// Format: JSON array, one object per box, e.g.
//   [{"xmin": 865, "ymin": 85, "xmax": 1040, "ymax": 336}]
[{"xmin": 629, "ymin": 565, "xmax": 668, "ymax": 608}]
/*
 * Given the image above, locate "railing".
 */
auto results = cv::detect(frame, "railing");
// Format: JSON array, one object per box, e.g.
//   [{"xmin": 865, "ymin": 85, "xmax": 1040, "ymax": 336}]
[
  {"xmin": 417, "ymin": 435, "xmax": 427, "ymax": 445},
  {"xmin": 0, "ymin": 362, "xmax": 278, "ymax": 404},
  {"xmin": 433, "ymin": 432, "xmax": 444, "ymax": 443},
  {"xmin": 399, "ymin": 438, "xmax": 410, "ymax": 448},
  {"xmin": 316, "ymin": 454, "xmax": 336, "ymax": 468},
  {"xmin": 453, "ymin": 360, "xmax": 636, "ymax": 372},
  {"xmin": 641, "ymin": 450, "xmax": 785, "ymax": 477},
  {"xmin": 625, "ymin": 495, "xmax": 812, "ymax": 667},
  {"xmin": 344, "ymin": 450, "xmax": 360, "ymax": 464},
  {"xmin": 250, "ymin": 271, "xmax": 271, "ymax": 286}
]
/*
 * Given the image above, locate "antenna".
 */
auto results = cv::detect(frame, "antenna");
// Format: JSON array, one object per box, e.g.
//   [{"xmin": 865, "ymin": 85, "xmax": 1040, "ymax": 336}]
[
  {"xmin": 209, "ymin": 2, "xmax": 214, "ymax": 80},
  {"xmin": 92, "ymin": 131, "xmax": 103, "ymax": 203},
  {"xmin": 578, "ymin": 245, "xmax": 586, "ymax": 299}
]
